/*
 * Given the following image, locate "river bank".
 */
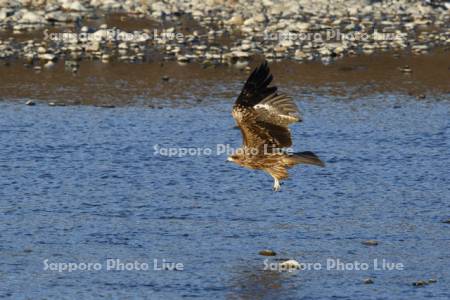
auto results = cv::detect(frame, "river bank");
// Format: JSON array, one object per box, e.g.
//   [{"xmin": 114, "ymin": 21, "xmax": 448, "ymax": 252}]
[{"xmin": 0, "ymin": 1, "xmax": 449, "ymax": 68}]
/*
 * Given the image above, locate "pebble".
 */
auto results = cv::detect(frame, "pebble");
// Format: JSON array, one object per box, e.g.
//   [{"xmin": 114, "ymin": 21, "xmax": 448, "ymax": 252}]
[
  {"xmin": 44, "ymin": 61, "xmax": 55, "ymax": 68},
  {"xmin": 412, "ymin": 280, "xmax": 429, "ymax": 287},
  {"xmin": 279, "ymin": 259, "xmax": 301, "ymax": 271},
  {"xmin": 227, "ymin": 15, "xmax": 244, "ymax": 26},
  {"xmin": 0, "ymin": 1, "xmax": 447, "ymax": 67},
  {"xmin": 399, "ymin": 65, "xmax": 412, "ymax": 73},
  {"xmin": 362, "ymin": 240, "xmax": 379, "ymax": 246},
  {"xmin": 101, "ymin": 54, "xmax": 110, "ymax": 63},
  {"xmin": 48, "ymin": 102, "xmax": 65, "ymax": 106},
  {"xmin": 231, "ymin": 51, "xmax": 250, "ymax": 59},
  {"xmin": 177, "ymin": 55, "xmax": 189, "ymax": 62},
  {"xmin": 258, "ymin": 249, "xmax": 277, "ymax": 256},
  {"xmin": 25, "ymin": 100, "xmax": 35, "ymax": 106},
  {"xmin": 363, "ymin": 278, "xmax": 374, "ymax": 284},
  {"xmin": 19, "ymin": 11, "xmax": 46, "ymax": 24},
  {"xmin": 39, "ymin": 53, "xmax": 56, "ymax": 62}
]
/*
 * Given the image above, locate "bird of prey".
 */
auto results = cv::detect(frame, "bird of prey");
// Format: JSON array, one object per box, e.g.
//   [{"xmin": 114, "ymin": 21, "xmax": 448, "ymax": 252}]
[{"xmin": 227, "ymin": 61, "xmax": 324, "ymax": 191}]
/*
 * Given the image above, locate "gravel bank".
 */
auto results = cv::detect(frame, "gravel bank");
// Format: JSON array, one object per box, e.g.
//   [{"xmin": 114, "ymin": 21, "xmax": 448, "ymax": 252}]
[{"xmin": 0, "ymin": 0, "xmax": 449, "ymax": 69}]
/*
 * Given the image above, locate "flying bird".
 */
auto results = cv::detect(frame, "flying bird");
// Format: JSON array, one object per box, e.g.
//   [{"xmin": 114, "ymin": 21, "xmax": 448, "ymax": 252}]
[{"xmin": 227, "ymin": 61, "xmax": 324, "ymax": 191}]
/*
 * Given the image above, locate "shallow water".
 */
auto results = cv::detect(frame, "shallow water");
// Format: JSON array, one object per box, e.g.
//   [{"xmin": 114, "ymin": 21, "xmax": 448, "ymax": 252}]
[
  {"xmin": 0, "ymin": 94, "xmax": 449, "ymax": 299},
  {"xmin": 1, "ymin": 50, "xmax": 449, "ymax": 106}
]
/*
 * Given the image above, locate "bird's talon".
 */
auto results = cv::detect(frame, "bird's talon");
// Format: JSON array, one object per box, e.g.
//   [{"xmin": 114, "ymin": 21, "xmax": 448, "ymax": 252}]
[{"xmin": 272, "ymin": 180, "xmax": 281, "ymax": 192}]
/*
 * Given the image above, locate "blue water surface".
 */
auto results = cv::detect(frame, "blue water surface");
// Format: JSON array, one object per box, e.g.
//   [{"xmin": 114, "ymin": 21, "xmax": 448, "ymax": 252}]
[{"xmin": 0, "ymin": 94, "xmax": 449, "ymax": 299}]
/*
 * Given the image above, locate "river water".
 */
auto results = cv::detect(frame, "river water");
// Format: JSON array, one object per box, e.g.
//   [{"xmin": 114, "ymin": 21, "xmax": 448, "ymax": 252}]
[{"xmin": 0, "ymin": 93, "xmax": 449, "ymax": 299}]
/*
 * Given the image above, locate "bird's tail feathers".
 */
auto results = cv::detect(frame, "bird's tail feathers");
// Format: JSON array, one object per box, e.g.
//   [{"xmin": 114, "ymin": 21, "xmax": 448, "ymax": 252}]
[{"xmin": 285, "ymin": 151, "xmax": 325, "ymax": 167}]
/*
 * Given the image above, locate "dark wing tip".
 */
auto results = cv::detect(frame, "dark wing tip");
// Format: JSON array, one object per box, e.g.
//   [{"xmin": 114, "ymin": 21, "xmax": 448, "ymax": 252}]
[{"xmin": 235, "ymin": 60, "xmax": 277, "ymax": 107}]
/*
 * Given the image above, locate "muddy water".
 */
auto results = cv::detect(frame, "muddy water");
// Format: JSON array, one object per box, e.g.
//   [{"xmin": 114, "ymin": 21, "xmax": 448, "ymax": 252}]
[{"xmin": 1, "ymin": 49, "xmax": 449, "ymax": 106}]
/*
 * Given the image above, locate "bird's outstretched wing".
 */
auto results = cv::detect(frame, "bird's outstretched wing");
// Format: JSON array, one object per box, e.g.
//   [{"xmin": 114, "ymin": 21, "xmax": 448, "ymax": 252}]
[
  {"xmin": 235, "ymin": 61, "xmax": 277, "ymax": 107},
  {"xmin": 232, "ymin": 61, "xmax": 301, "ymax": 152}
]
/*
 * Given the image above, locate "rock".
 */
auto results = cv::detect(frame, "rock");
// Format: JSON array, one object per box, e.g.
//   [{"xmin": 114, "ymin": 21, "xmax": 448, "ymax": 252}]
[
  {"xmin": 294, "ymin": 50, "xmax": 307, "ymax": 61},
  {"xmin": 240, "ymin": 43, "xmax": 252, "ymax": 51},
  {"xmin": 243, "ymin": 18, "xmax": 255, "ymax": 26},
  {"xmin": 362, "ymin": 240, "xmax": 378, "ymax": 246},
  {"xmin": 45, "ymin": 11, "xmax": 79, "ymax": 23},
  {"xmin": 413, "ymin": 280, "xmax": 429, "ymax": 287},
  {"xmin": 25, "ymin": 100, "xmax": 35, "ymax": 106},
  {"xmin": 39, "ymin": 53, "xmax": 56, "ymax": 61},
  {"xmin": 0, "ymin": 8, "xmax": 8, "ymax": 21},
  {"xmin": 273, "ymin": 46, "xmax": 287, "ymax": 53},
  {"xmin": 399, "ymin": 65, "xmax": 412, "ymax": 73},
  {"xmin": 48, "ymin": 102, "xmax": 65, "ymax": 106},
  {"xmin": 19, "ymin": 11, "xmax": 46, "ymax": 24},
  {"xmin": 194, "ymin": 45, "xmax": 207, "ymax": 51},
  {"xmin": 280, "ymin": 39, "xmax": 293, "ymax": 48},
  {"xmin": 44, "ymin": 61, "xmax": 55, "ymax": 68},
  {"xmin": 253, "ymin": 13, "xmax": 266, "ymax": 23},
  {"xmin": 161, "ymin": 75, "xmax": 170, "ymax": 82},
  {"xmin": 363, "ymin": 278, "xmax": 374, "ymax": 284},
  {"xmin": 428, "ymin": 278, "xmax": 437, "ymax": 283},
  {"xmin": 279, "ymin": 259, "xmax": 301, "ymax": 271},
  {"xmin": 24, "ymin": 53, "xmax": 35, "ymax": 63},
  {"xmin": 231, "ymin": 51, "xmax": 250, "ymax": 59},
  {"xmin": 85, "ymin": 42, "xmax": 100, "ymax": 52},
  {"xmin": 177, "ymin": 55, "xmax": 189, "ymax": 62},
  {"xmin": 442, "ymin": 219, "xmax": 450, "ymax": 224},
  {"xmin": 37, "ymin": 46, "xmax": 46, "ymax": 54},
  {"xmin": 101, "ymin": 54, "xmax": 110, "ymax": 63},
  {"xmin": 234, "ymin": 60, "xmax": 248, "ymax": 69},
  {"xmin": 99, "ymin": 104, "xmax": 115, "ymax": 108},
  {"xmin": 258, "ymin": 249, "xmax": 276, "ymax": 256},
  {"xmin": 297, "ymin": 22, "xmax": 311, "ymax": 32},
  {"xmin": 320, "ymin": 47, "xmax": 332, "ymax": 57},
  {"xmin": 412, "ymin": 44, "xmax": 429, "ymax": 54},
  {"xmin": 0, "ymin": 0, "xmax": 447, "ymax": 67},
  {"xmin": 268, "ymin": 4, "xmax": 284, "ymax": 16},
  {"xmin": 118, "ymin": 42, "xmax": 128, "ymax": 50},
  {"xmin": 348, "ymin": 7, "xmax": 360, "ymax": 16},
  {"xmin": 362, "ymin": 44, "xmax": 375, "ymax": 54},
  {"xmin": 151, "ymin": 1, "xmax": 170, "ymax": 17},
  {"xmin": 64, "ymin": 1, "xmax": 89, "ymax": 12},
  {"xmin": 227, "ymin": 15, "xmax": 243, "ymax": 26}
]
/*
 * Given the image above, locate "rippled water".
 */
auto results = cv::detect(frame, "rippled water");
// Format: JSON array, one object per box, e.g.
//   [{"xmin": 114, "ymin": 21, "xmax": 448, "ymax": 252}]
[{"xmin": 0, "ymin": 94, "xmax": 449, "ymax": 299}]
